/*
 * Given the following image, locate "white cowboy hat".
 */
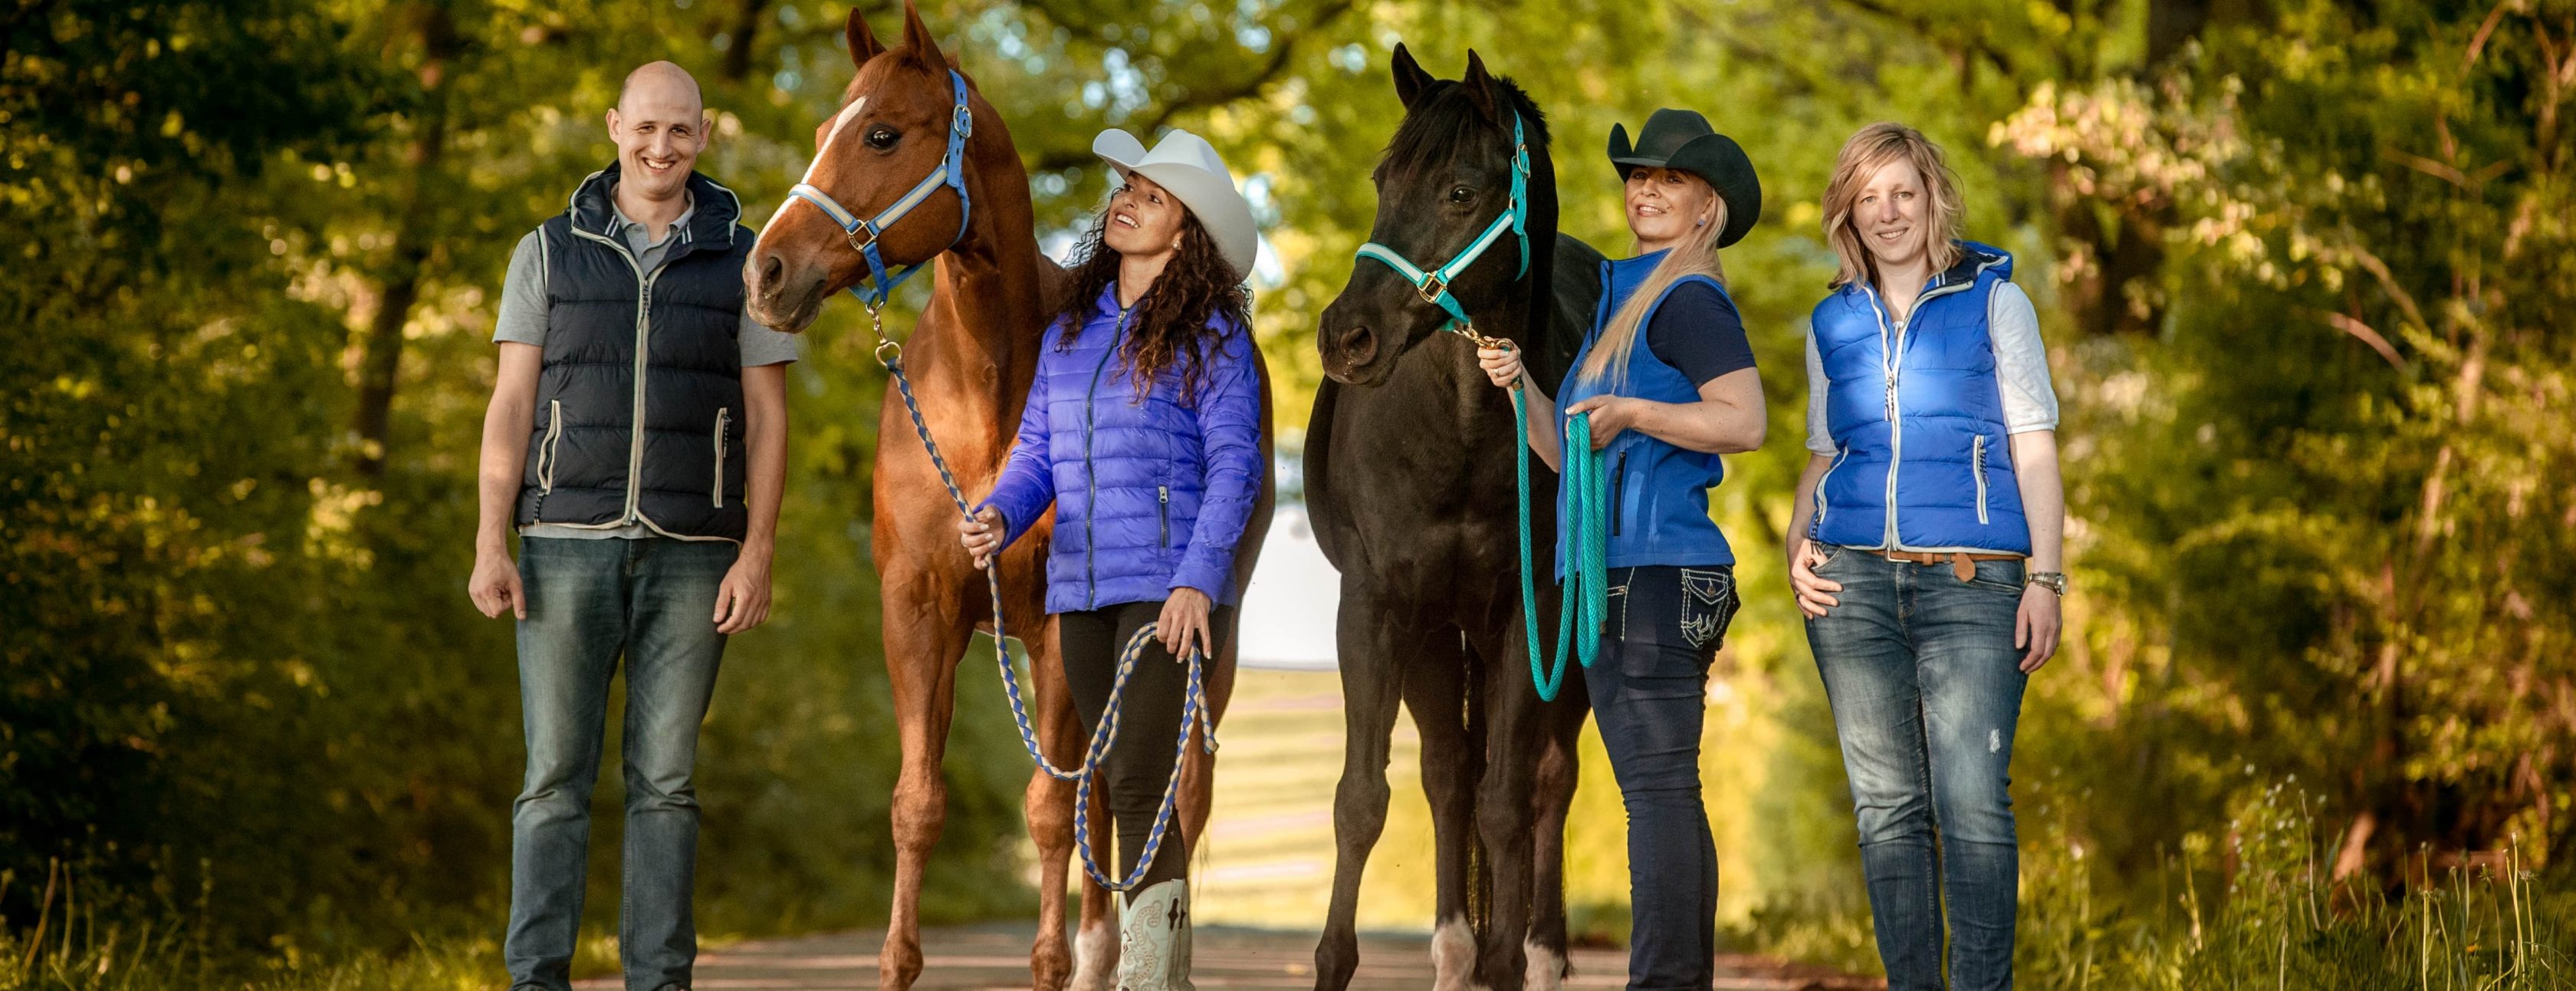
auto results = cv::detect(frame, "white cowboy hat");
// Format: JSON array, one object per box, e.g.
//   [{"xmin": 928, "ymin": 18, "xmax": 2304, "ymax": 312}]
[{"xmin": 1092, "ymin": 127, "xmax": 1259, "ymax": 280}]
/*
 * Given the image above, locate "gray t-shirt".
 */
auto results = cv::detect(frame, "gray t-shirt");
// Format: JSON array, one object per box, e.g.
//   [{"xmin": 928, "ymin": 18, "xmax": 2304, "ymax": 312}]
[
  {"xmin": 1804, "ymin": 280, "xmax": 2058, "ymax": 456},
  {"xmin": 496, "ymin": 189, "xmax": 799, "ymax": 539}
]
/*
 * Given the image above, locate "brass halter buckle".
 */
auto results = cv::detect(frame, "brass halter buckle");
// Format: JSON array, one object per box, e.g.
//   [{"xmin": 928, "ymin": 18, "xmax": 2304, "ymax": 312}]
[{"xmin": 1416, "ymin": 274, "xmax": 1449, "ymax": 307}]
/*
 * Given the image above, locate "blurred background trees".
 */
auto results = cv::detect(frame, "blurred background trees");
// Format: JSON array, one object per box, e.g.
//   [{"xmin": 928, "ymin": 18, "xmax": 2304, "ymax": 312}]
[{"xmin": 4, "ymin": 0, "xmax": 2569, "ymax": 980}]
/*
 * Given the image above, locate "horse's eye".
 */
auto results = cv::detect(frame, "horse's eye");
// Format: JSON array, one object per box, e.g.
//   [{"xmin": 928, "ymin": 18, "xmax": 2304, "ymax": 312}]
[
  {"xmin": 866, "ymin": 127, "xmax": 899, "ymax": 150},
  {"xmin": 1448, "ymin": 186, "xmax": 1473, "ymax": 203}
]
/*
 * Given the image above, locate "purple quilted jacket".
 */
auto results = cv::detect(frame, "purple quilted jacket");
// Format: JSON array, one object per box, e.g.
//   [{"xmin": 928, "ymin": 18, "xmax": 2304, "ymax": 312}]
[{"xmin": 979, "ymin": 282, "xmax": 1265, "ymax": 614}]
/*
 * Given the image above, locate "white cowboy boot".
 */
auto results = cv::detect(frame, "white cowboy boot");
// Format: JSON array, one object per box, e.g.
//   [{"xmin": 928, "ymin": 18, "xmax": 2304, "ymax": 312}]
[{"xmin": 1114, "ymin": 879, "xmax": 1194, "ymax": 991}]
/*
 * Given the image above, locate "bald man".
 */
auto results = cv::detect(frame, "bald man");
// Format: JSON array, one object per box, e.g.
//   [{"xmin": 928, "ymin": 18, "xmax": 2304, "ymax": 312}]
[{"xmin": 468, "ymin": 61, "xmax": 795, "ymax": 991}]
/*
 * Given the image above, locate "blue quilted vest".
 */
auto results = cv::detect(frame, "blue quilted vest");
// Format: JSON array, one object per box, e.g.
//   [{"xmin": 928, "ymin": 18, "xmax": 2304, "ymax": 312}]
[
  {"xmin": 1806, "ymin": 242, "xmax": 2031, "ymax": 555},
  {"xmin": 1557, "ymin": 249, "xmax": 1734, "ymax": 575}
]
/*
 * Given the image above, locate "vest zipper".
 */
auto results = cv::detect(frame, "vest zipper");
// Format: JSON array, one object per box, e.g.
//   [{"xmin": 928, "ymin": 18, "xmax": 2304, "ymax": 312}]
[
  {"xmin": 1972, "ymin": 434, "xmax": 1990, "ymax": 525},
  {"xmin": 1866, "ymin": 265, "xmax": 1989, "ymax": 552},
  {"xmin": 540, "ymin": 400, "xmax": 564, "ymax": 493},
  {"xmin": 1608, "ymin": 449, "xmax": 1629, "ymax": 538},
  {"xmin": 1080, "ymin": 305, "xmax": 1134, "ymax": 608},
  {"xmin": 713, "ymin": 407, "xmax": 731, "ymax": 509},
  {"xmin": 1158, "ymin": 485, "xmax": 1171, "ymax": 547},
  {"xmin": 1812, "ymin": 446, "xmax": 1847, "ymax": 533},
  {"xmin": 568, "ymin": 226, "xmax": 659, "ymax": 528}
]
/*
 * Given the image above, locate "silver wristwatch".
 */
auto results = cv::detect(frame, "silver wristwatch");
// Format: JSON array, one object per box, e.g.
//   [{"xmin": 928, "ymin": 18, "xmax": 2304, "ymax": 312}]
[{"xmin": 2027, "ymin": 571, "xmax": 2068, "ymax": 595}]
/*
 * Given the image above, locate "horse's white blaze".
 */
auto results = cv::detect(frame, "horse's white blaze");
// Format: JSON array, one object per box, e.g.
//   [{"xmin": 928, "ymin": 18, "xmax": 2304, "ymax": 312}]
[
  {"xmin": 1521, "ymin": 937, "xmax": 1563, "ymax": 991},
  {"xmin": 1069, "ymin": 916, "xmax": 1116, "ymax": 991},
  {"xmin": 1431, "ymin": 917, "xmax": 1477, "ymax": 991},
  {"xmin": 757, "ymin": 97, "xmax": 868, "ymax": 240}
]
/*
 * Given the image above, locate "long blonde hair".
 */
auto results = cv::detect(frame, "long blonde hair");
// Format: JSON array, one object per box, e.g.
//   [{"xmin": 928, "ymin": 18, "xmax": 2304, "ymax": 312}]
[
  {"xmin": 1821, "ymin": 123, "xmax": 1963, "ymax": 290},
  {"xmin": 1579, "ymin": 196, "xmax": 1728, "ymax": 389}
]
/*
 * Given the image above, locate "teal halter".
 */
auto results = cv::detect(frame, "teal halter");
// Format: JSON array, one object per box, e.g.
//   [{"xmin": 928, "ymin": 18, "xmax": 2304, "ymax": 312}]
[
  {"xmin": 1346, "ymin": 111, "xmax": 1604, "ymax": 702},
  {"xmin": 1352, "ymin": 114, "xmax": 1530, "ymax": 336},
  {"xmin": 780, "ymin": 69, "xmax": 976, "ymax": 310}
]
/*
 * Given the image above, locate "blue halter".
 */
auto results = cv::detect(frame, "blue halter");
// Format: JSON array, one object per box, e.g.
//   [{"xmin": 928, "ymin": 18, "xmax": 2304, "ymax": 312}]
[
  {"xmin": 783, "ymin": 69, "xmax": 975, "ymax": 309},
  {"xmin": 1352, "ymin": 113, "xmax": 1530, "ymax": 337}
]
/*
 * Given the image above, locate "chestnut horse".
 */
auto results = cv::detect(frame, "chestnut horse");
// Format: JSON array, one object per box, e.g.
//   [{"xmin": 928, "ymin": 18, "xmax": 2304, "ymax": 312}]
[
  {"xmin": 1306, "ymin": 48, "xmax": 1601, "ymax": 991},
  {"xmin": 744, "ymin": 5, "xmax": 1268, "ymax": 989}
]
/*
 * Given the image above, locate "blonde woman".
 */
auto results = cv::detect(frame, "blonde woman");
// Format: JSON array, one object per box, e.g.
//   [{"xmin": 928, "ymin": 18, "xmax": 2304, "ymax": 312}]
[
  {"xmin": 1477, "ymin": 108, "xmax": 1765, "ymax": 991},
  {"xmin": 1786, "ymin": 122, "xmax": 2065, "ymax": 991}
]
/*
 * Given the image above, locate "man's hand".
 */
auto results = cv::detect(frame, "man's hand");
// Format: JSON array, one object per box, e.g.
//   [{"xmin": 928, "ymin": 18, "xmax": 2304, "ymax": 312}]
[
  {"xmin": 1158, "ymin": 588, "xmax": 1214, "ymax": 662},
  {"xmin": 468, "ymin": 549, "xmax": 526, "ymax": 620},
  {"xmin": 713, "ymin": 551, "xmax": 773, "ymax": 634}
]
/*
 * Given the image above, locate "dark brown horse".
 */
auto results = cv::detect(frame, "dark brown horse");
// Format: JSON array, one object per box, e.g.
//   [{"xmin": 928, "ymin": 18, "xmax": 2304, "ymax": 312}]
[
  {"xmin": 1306, "ymin": 48, "xmax": 1602, "ymax": 991},
  {"xmin": 744, "ymin": 5, "xmax": 1268, "ymax": 989}
]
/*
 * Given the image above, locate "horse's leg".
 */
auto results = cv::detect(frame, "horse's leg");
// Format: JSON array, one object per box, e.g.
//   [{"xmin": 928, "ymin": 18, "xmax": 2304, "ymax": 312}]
[
  {"xmin": 1469, "ymin": 622, "xmax": 1543, "ymax": 991},
  {"xmin": 1399, "ymin": 630, "xmax": 1481, "ymax": 991},
  {"xmin": 877, "ymin": 571, "xmax": 971, "ymax": 991},
  {"xmin": 1313, "ymin": 585, "xmax": 1411, "ymax": 991},
  {"xmin": 1021, "ymin": 614, "xmax": 1083, "ymax": 991},
  {"xmin": 1523, "ymin": 673, "xmax": 1587, "ymax": 991},
  {"xmin": 1069, "ymin": 784, "xmax": 1117, "ymax": 991}
]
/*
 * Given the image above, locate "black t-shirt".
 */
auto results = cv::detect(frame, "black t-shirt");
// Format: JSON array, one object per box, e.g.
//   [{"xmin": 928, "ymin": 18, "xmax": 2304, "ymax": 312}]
[{"xmin": 1643, "ymin": 281, "xmax": 1757, "ymax": 387}]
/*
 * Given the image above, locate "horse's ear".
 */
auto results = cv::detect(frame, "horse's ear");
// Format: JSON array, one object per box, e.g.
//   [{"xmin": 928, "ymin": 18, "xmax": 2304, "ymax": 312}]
[
  {"xmin": 845, "ymin": 7, "xmax": 884, "ymax": 68},
  {"xmin": 1460, "ymin": 49, "xmax": 1501, "ymax": 122},
  {"xmin": 900, "ymin": 0, "xmax": 948, "ymax": 71},
  {"xmin": 1390, "ymin": 43, "xmax": 1433, "ymax": 109}
]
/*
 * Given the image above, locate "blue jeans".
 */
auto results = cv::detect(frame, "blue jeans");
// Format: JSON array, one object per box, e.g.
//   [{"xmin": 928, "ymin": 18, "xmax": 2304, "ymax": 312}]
[
  {"xmin": 506, "ymin": 537, "xmax": 735, "ymax": 991},
  {"xmin": 1803, "ymin": 546, "xmax": 2028, "ymax": 991},
  {"xmin": 1582, "ymin": 565, "xmax": 1740, "ymax": 991}
]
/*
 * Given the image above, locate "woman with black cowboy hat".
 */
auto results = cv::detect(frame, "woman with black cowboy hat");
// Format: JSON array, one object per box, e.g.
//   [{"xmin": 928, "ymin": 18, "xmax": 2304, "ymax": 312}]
[{"xmin": 1477, "ymin": 108, "xmax": 1766, "ymax": 991}]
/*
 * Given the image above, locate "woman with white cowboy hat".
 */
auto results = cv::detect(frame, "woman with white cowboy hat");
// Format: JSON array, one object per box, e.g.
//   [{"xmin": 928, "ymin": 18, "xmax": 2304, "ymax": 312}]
[
  {"xmin": 961, "ymin": 127, "xmax": 1263, "ymax": 991},
  {"xmin": 1477, "ymin": 107, "xmax": 1768, "ymax": 991}
]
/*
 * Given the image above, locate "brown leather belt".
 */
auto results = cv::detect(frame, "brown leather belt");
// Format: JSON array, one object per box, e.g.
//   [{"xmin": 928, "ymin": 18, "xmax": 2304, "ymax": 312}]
[{"xmin": 1877, "ymin": 548, "xmax": 2024, "ymax": 581}]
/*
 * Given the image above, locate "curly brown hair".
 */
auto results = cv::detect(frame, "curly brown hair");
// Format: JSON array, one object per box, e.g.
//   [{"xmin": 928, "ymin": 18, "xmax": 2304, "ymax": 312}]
[{"xmin": 1051, "ymin": 203, "xmax": 1253, "ymax": 407}]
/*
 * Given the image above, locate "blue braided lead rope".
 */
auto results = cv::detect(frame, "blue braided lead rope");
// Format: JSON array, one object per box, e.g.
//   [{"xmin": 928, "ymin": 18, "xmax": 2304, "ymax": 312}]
[
  {"xmin": 1069, "ymin": 621, "xmax": 1212, "ymax": 891},
  {"xmin": 866, "ymin": 304, "xmax": 1214, "ymax": 892}
]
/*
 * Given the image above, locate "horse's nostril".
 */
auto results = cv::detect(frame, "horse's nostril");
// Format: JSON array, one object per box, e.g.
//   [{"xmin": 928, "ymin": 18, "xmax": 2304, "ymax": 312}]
[
  {"xmin": 757, "ymin": 255, "xmax": 784, "ymax": 293},
  {"xmin": 1336, "ymin": 326, "xmax": 1376, "ymax": 360}
]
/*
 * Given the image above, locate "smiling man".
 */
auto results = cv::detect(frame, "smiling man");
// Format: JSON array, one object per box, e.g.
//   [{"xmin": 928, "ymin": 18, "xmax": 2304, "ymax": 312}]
[{"xmin": 465, "ymin": 61, "xmax": 796, "ymax": 991}]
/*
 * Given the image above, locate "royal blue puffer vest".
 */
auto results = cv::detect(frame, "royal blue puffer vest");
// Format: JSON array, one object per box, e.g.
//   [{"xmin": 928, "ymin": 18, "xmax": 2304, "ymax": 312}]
[
  {"xmin": 1807, "ymin": 241, "xmax": 2031, "ymax": 555},
  {"xmin": 980, "ymin": 283, "xmax": 1267, "ymax": 614},
  {"xmin": 515, "ymin": 166, "xmax": 754, "ymax": 542},
  {"xmin": 1556, "ymin": 249, "xmax": 1735, "ymax": 575}
]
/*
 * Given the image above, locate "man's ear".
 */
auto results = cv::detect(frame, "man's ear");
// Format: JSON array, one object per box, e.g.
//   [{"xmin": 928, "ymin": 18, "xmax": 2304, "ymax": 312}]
[{"xmin": 605, "ymin": 107, "xmax": 622, "ymax": 138}]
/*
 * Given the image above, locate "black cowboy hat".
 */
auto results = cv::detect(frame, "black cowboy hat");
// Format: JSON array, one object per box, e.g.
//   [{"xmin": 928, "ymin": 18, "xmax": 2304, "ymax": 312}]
[{"xmin": 1608, "ymin": 108, "xmax": 1763, "ymax": 249}]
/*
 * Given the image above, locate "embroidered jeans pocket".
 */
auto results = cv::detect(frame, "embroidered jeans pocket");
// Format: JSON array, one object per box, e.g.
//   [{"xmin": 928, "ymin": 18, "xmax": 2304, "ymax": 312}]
[{"xmin": 1678, "ymin": 566, "xmax": 1741, "ymax": 653}]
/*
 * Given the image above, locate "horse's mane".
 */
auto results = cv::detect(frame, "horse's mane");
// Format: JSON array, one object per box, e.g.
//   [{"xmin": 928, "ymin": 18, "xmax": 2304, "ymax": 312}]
[{"xmin": 1377, "ymin": 74, "xmax": 1551, "ymax": 188}]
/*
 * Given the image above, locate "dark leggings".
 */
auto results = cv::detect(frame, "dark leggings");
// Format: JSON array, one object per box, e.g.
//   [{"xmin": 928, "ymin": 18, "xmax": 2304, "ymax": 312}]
[{"xmin": 1057, "ymin": 600, "xmax": 1233, "ymax": 890}]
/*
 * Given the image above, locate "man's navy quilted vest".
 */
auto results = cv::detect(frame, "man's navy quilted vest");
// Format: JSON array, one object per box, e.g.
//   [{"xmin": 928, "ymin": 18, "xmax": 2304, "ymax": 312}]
[{"xmin": 514, "ymin": 166, "xmax": 753, "ymax": 542}]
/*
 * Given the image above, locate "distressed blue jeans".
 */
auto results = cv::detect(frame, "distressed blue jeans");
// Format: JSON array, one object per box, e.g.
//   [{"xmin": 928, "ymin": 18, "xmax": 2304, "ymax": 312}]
[
  {"xmin": 506, "ymin": 537, "xmax": 735, "ymax": 991},
  {"xmin": 1804, "ymin": 546, "xmax": 2028, "ymax": 991}
]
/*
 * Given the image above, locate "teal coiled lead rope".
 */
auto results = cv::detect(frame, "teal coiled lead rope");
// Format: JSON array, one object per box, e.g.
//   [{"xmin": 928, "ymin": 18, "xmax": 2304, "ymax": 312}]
[{"xmin": 1515, "ymin": 387, "xmax": 1609, "ymax": 702}]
